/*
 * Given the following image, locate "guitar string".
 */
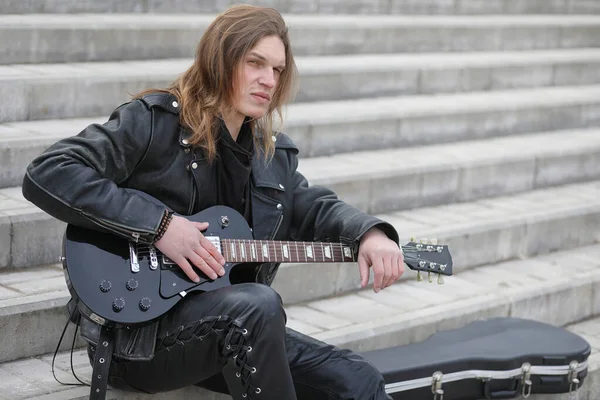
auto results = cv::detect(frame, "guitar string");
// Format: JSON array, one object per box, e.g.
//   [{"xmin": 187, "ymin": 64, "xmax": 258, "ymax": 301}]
[
  {"xmin": 133, "ymin": 246, "xmax": 425, "ymax": 260},
  {"xmin": 135, "ymin": 244, "xmax": 426, "ymax": 255},
  {"xmin": 134, "ymin": 243, "xmax": 437, "ymax": 260},
  {"xmin": 134, "ymin": 247, "xmax": 434, "ymax": 264}
]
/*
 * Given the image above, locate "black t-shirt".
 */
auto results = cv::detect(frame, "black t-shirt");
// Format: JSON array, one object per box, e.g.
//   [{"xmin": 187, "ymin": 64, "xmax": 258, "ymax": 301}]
[{"xmin": 215, "ymin": 118, "xmax": 254, "ymax": 225}]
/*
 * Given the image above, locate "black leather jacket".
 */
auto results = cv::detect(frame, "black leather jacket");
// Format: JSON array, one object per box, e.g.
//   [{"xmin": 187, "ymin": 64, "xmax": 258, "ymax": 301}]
[
  {"xmin": 22, "ymin": 92, "xmax": 399, "ymax": 360},
  {"xmin": 23, "ymin": 92, "xmax": 399, "ymax": 286}
]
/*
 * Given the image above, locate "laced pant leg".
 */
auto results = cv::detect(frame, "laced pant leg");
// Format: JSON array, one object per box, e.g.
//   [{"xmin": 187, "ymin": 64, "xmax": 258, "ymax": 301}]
[
  {"xmin": 109, "ymin": 283, "xmax": 296, "ymax": 399},
  {"xmin": 196, "ymin": 328, "xmax": 392, "ymax": 400}
]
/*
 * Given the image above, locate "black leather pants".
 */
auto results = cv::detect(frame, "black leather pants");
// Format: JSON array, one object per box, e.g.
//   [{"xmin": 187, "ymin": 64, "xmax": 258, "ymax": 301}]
[{"xmin": 107, "ymin": 283, "xmax": 391, "ymax": 400}]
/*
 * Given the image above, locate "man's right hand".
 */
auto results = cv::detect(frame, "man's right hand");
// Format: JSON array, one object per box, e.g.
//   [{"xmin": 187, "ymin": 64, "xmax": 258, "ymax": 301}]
[{"xmin": 154, "ymin": 216, "xmax": 226, "ymax": 282}]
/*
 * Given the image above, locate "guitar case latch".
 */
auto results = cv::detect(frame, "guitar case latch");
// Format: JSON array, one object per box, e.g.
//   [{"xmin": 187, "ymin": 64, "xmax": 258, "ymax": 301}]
[
  {"xmin": 431, "ymin": 371, "xmax": 444, "ymax": 400},
  {"xmin": 521, "ymin": 362, "xmax": 532, "ymax": 398},
  {"xmin": 568, "ymin": 360, "xmax": 581, "ymax": 397}
]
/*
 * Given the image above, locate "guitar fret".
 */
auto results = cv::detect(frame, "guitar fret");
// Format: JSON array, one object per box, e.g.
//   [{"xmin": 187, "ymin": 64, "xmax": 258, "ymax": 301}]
[{"xmin": 251, "ymin": 242, "xmax": 257, "ymax": 260}]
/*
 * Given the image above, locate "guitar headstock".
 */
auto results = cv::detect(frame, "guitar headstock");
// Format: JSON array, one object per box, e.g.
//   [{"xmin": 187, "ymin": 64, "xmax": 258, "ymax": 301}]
[{"xmin": 402, "ymin": 238, "xmax": 453, "ymax": 284}]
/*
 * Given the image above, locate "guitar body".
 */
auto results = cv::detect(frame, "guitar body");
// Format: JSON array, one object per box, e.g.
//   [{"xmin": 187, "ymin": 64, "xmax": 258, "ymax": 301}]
[{"xmin": 63, "ymin": 200, "xmax": 255, "ymax": 328}]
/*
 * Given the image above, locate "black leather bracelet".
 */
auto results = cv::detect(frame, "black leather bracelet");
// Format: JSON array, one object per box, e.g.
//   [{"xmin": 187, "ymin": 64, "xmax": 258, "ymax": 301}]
[{"xmin": 154, "ymin": 210, "xmax": 174, "ymax": 242}]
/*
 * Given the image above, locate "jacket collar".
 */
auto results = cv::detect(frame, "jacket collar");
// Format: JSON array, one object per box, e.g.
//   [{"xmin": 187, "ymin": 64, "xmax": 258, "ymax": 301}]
[{"xmin": 140, "ymin": 92, "xmax": 180, "ymax": 115}]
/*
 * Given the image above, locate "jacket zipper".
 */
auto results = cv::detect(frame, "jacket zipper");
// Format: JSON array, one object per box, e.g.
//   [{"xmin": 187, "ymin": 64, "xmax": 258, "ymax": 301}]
[
  {"xmin": 84, "ymin": 213, "xmax": 150, "ymax": 243},
  {"xmin": 270, "ymin": 212, "xmax": 284, "ymax": 240},
  {"xmin": 187, "ymin": 151, "xmax": 197, "ymax": 214},
  {"xmin": 187, "ymin": 181, "xmax": 197, "ymax": 215},
  {"xmin": 256, "ymin": 211, "xmax": 284, "ymax": 283},
  {"xmin": 125, "ymin": 328, "xmax": 141, "ymax": 356}
]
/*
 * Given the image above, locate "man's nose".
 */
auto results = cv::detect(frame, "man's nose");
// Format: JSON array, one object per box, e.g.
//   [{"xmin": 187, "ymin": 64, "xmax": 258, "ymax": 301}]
[{"xmin": 259, "ymin": 69, "xmax": 276, "ymax": 88}]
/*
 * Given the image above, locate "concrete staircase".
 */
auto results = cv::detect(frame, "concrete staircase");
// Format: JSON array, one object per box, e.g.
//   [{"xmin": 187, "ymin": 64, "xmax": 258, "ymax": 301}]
[{"xmin": 1, "ymin": 1, "xmax": 600, "ymax": 399}]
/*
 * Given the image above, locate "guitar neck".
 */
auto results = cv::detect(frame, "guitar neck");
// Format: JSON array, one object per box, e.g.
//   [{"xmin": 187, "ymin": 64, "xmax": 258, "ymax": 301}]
[{"xmin": 220, "ymin": 239, "xmax": 356, "ymax": 264}]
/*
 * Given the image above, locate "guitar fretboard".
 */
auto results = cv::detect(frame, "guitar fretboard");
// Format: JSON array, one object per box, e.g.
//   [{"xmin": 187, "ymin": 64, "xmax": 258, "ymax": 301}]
[{"xmin": 220, "ymin": 239, "xmax": 356, "ymax": 263}]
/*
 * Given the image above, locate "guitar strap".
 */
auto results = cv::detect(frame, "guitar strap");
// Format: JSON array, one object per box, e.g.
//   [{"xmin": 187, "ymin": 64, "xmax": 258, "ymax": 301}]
[{"xmin": 89, "ymin": 325, "xmax": 115, "ymax": 400}]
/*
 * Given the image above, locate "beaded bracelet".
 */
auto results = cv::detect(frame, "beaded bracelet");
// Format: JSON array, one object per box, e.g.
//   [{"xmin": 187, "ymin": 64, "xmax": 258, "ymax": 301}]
[{"xmin": 154, "ymin": 210, "xmax": 174, "ymax": 242}]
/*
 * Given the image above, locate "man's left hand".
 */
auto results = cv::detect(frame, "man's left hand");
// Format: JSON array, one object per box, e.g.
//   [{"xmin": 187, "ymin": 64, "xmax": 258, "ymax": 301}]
[{"xmin": 358, "ymin": 227, "xmax": 404, "ymax": 292}]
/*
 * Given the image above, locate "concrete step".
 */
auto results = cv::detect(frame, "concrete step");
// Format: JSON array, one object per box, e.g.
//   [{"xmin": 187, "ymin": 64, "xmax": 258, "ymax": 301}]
[
  {"xmin": 3, "ymin": 128, "xmax": 600, "ymax": 268},
  {"xmin": 1, "ymin": 246, "xmax": 599, "ymax": 399},
  {"xmin": 2, "ymin": 181, "xmax": 600, "ymax": 362},
  {"xmin": 294, "ymin": 242, "xmax": 600, "ymax": 350},
  {"xmin": 1, "ymin": 0, "xmax": 599, "ymax": 15},
  {"xmin": 274, "ymin": 178, "xmax": 600, "ymax": 303},
  {"xmin": 4, "ymin": 49, "xmax": 600, "ymax": 123},
  {"xmin": 2, "ymin": 14, "xmax": 600, "ymax": 64},
  {"xmin": 3, "ymin": 84, "xmax": 600, "ymax": 188},
  {"xmin": 298, "ymin": 127, "xmax": 600, "ymax": 214}
]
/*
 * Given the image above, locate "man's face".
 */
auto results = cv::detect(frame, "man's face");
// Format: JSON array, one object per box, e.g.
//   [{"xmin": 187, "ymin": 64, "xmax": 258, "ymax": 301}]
[{"xmin": 232, "ymin": 35, "xmax": 286, "ymax": 119}]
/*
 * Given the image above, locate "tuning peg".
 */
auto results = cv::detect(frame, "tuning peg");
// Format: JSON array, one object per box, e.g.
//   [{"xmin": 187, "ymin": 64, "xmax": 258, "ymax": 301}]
[
  {"xmin": 417, "ymin": 271, "xmax": 423, "ymax": 281},
  {"xmin": 428, "ymin": 271, "xmax": 433, "ymax": 283},
  {"xmin": 420, "ymin": 238, "xmax": 427, "ymax": 244},
  {"xmin": 437, "ymin": 274, "xmax": 444, "ymax": 285},
  {"xmin": 410, "ymin": 236, "xmax": 416, "ymax": 242},
  {"xmin": 430, "ymin": 238, "xmax": 438, "ymax": 245}
]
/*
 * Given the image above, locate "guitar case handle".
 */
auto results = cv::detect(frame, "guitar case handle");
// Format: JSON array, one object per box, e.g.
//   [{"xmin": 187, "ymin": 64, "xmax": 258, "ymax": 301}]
[
  {"xmin": 89, "ymin": 325, "xmax": 115, "ymax": 400},
  {"xmin": 483, "ymin": 379, "xmax": 519, "ymax": 399}
]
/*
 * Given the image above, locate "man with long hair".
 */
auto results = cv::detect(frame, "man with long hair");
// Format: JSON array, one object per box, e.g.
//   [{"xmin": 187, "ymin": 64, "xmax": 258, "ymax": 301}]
[{"xmin": 23, "ymin": 5, "xmax": 404, "ymax": 399}]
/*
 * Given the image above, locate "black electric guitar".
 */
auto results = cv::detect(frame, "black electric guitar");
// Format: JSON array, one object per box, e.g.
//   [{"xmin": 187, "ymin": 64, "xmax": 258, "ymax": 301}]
[{"xmin": 62, "ymin": 194, "xmax": 453, "ymax": 328}]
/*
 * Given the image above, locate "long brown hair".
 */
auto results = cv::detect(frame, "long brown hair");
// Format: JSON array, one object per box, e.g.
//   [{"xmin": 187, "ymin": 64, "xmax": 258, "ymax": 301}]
[{"xmin": 136, "ymin": 5, "xmax": 298, "ymax": 162}]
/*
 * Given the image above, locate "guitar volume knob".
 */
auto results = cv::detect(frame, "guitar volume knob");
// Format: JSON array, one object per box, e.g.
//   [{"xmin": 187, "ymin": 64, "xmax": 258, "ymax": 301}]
[
  {"xmin": 139, "ymin": 297, "xmax": 151, "ymax": 311},
  {"xmin": 112, "ymin": 298, "xmax": 125, "ymax": 312},
  {"xmin": 126, "ymin": 279, "xmax": 139, "ymax": 291},
  {"xmin": 99, "ymin": 280, "xmax": 112, "ymax": 293}
]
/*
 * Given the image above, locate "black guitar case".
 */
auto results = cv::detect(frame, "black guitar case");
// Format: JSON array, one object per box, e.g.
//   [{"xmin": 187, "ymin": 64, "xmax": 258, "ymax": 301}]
[{"xmin": 361, "ymin": 318, "xmax": 591, "ymax": 400}]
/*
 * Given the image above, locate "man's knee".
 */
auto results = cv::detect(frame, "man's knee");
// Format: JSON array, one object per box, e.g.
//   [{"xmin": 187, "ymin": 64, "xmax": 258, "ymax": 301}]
[
  {"xmin": 345, "ymin": 359, "xmax": 388, "ymax": 400},
  {"xmin": 325, "ymin": 350, "xmax": 388, "ymax": 400},
  {"xmin": 226, "ymin": 283, "xmax": 285, "ymax": 324}
]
